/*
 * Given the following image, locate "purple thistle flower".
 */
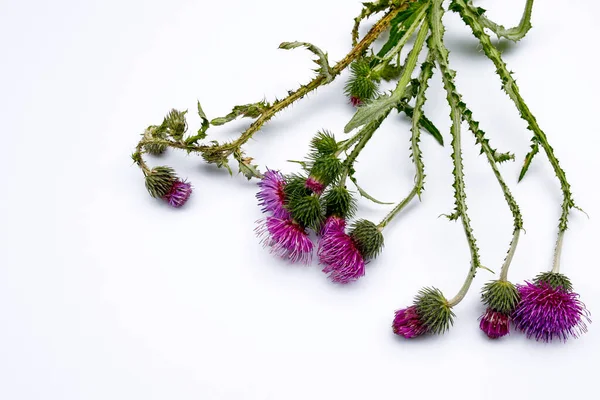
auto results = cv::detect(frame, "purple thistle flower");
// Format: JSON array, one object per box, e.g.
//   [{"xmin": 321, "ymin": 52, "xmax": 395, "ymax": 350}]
[
  {"xmin": 305, "ymin": 176, "xmax": 325, "ymax": 195},
  {"xmin": 162, "ymin": 180, "xmax": 192, "ymax": 208},
  {"xmin": 318, "ymin": 222, "xmax": 365, "ymax": 284},
  {"xmin": 256, "ymin": 169, "xmax": 289, "ymax": 219},
  {"xmin": 256, "ymin": 216, "xmax": 313, "ymax": 264},
  {"xmin": 393, "ymin": 306, "xmax": 427, "ymax": 339},
  {"xmin": 479, "ymin": 308, "xmax": 510, "ymax": 339},
  {"xmin": 320, "ymin": 215, "xmax": 346, "ymax": 236},
  {"xmin": 512, "ymin": 281, "xmax": 590, "ymax": 342}
]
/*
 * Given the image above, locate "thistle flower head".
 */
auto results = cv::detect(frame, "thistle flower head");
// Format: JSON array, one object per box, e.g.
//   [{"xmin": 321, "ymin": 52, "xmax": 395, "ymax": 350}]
[
  {"xmin": 481, "ymin": 280, "xmax": 520, "ymax": 314},
  {"xmin": 142, "ymin": 125, "xmax": 167, "ymax": 155},
  {"xmin": 318, "ymin": 220, "xmax": 365, "ymax": 284},
  {"xmin": 320, "ymin": 215, "xmax": 346, "ymax": 236},
  {"xmin": 349, "ymin": 219, "xmax": 384, "ymax": 260},
  {"xmin": 257, "ymin": 169, "xmax": 289, "ymax": 218},
  {"xmin": 393, "ymin": 306, "xmax": 427, "ymax": 338},
  {"xmin": 345, "ymin": 59, "xmax": 379, "ymax": 107},
  {"xmin": 415, "ymin": 287, "xmax": 454, "ymax": 335},
  {"xmin": 323, "ymin": 185, "xmax": 356, "ymax": 220},
  {"xmin": 309, "ymin": 130, "xmax": 338, "ymax": 157},
  {"xmin": 512, "ymin": 280, "xmax": 590, "ymax": 342},
  {"xmin": 163, "ymin": 109, "xmax": 188, "ymax": 140},
  {"xmin": 256, "ymin": 216, "xmax": 313, "ymax": 264},
  {"xmin": 286, "ymin": 194, "xmax": 325, "ymax": 231},
  {"xmin": 163, "ymin": 179, "xmax": 192, "ymax": 208},
  {"xmin": 479, "ymin": 308, "xmax": 510, "ymax": 339},
  {"xmin": 309, "ymin": 154, "xmax": 343, "ymax": 187},
  {"xmin": 145, "ymin": 166, "xmax": 177, "ymax": 198}
]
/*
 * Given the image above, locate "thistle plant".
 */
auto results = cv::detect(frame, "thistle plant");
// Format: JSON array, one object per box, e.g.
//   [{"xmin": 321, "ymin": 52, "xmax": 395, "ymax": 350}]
[{"xmin": 130, "ymin": 0, "xmax": 590, "ymax": 342}]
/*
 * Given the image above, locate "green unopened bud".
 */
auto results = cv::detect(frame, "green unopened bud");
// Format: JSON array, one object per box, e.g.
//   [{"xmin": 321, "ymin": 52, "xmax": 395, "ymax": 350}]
[
  {"xmin": 415, "ymin": 287, "xmax": 454, "ymax": 334},
  {"xmin": 145, "ymin": 166, "xmax": 177, "ymax": 198},
  {"xmin": 344, "ymin": 59, "xmax": 380, "ymax": 105},
  {"xmin": 309, "ymin": 130, "xmax": 338, "ymax": 157},
  {"xmin": 288, "ymin": 194, "xmax": 325, "ymax": 230},
  {"xmin": 323, "ymin": 186, "xmax": 356, "ymax": 219},
  {"xmin": 349, "ymin": 219, "xmax": 384, "ymax": 259},
  {"xmin": 310, "ymin": 155, "xmax": 343, "ymax": 186},
  {"xmin": 283, "ymin": 175, "xmax": 312, "ymax": 203},
  {"xmin": 142, "ymin": 125, "xmax": 167, "ymax": 155},
  {"xmin": 534, "ymin": 272, "xmax": 573, "ymax": 291},
  {"xmin": 164, "ymin": 109, "xmax": 188, "ymax": 140},
  {"xmin": 481, "ymin": 280, "xmax": 520, "ymax": 314}
]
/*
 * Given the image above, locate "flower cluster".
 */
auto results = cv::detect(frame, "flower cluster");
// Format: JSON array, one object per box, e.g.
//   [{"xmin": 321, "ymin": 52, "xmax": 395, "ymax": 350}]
[{"xmin": 130, "ymin": 0, "xmax": 591, "ymax": 345}]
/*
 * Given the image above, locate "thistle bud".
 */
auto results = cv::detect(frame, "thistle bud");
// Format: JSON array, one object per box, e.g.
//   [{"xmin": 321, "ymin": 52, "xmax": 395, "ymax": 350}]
[
  {"xmin": 349, "ymin": 219, "xmax": 384, "ymax": 259},
  {"xmin": 309, "ymin": 130, "xmax": 338, "ymax": 157},
  {"xmin": 344, "ymin": 59, "xmax": 380, "ymax": 107},
  {"xmin": 142, "ymin": 125, "xmax": 167, "ymax": 155},
  {"xmin": 145, "ymin": 166, "xmax": 177, "ymax": 198},
  {"xmin": 164, "ymin": 109, "xmax": 188, "ymax": 140},
  {"xmin": 287, "ymin": 194, "xmax": 325, "ymax": 231},
  {"xmin": 309, "ymin": 154, "xmax": 343, "ymax": 187},
  {"xmin": 323, "ymin": 186, "xmax": 356, "ymax": 219}
]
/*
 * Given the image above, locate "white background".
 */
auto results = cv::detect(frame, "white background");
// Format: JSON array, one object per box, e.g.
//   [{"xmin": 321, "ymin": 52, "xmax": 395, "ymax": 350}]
[{"xmin": 1, "ymin": 0, "xmax": 599, "ymax": 399}]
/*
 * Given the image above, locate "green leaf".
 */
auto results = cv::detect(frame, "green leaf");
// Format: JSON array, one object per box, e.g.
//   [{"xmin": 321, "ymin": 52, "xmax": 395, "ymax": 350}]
[
  {"xmin": 375, "ymin": 1, "xmax": 428, "ymax": 62},
  {"xmin": 399, "ymin": 103, "xmax": 444, "ymax": 146},
  {"xmin": 475, "ymin": 0, "xmax": 534, "ymax": 42},
  {"xmin": 349, "ymin": 175, "xmax": 393, "ymax": 205}
]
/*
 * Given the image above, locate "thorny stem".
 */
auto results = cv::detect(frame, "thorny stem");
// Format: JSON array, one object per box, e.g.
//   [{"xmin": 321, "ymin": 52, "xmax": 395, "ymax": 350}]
[
  {"xmin": 460, "ymin": 103, "xmax": 523, "ymax": 282},
  {"xmin": 453, "ymin": 0, "xmax": 575, "ymax": 249},
  {"xmin": 430, "ymin": 0, "xmax": 481, "ymax": 308},
  {"xmin": 136, "ymin": 2, "xmax": 412, "ymax": 172},
  {"xmin": 377, "ymin": 52, "xmax": 435, "ymax": 230}
]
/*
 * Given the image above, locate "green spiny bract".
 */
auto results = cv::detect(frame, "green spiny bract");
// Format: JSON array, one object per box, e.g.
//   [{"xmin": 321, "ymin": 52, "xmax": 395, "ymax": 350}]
[
  {"xmin": 143, "ymin": 125, "xmax": 168, "ymax": 156},
  {"xmin": 283, "ymin": 174, "xmax": 312, "ymax": 203},
  {"xmin": 534, "ymin": 272, "xmax": 573, "ymax": 292},
  {"xmin": 309, "ymin": 154, "xmax": 344, "ymax": 186},
  {"xmin": 145, "ymin": 166, "xmax": 177, "ymax": 198},
  {"xmin": 309, "ymin": 130, "xmax": 338, "ymax": 158},
  {"xmin": 349, "ymin": 219, "xmax": 384, "ymax": 259},
  {"xmin": 344, "ymin": 59, "xmax": 380, "ymax": 105},
  {"xmin": 415, "ymin": 287, "xmax": 455, "ymax": 334},
  {"xmin": 287, "ymin": 194, "xmax": 325, "ymax": 231},
  {"xmin": 481, "ymin": 280, "xmax": 520, "ymax": 314},
  {"xmin": 163, "ymin": 109, "xmax": 188, "ymax": 141},
  {"xmin": 323, "ymin": 186, "xmax": 356, "ymax": 219}
]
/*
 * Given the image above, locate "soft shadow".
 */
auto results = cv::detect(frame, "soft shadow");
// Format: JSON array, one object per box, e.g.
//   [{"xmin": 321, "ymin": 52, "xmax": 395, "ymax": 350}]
[{"xmin": 444, "ymin": 33, "xmax": 520, "ymax": 58}]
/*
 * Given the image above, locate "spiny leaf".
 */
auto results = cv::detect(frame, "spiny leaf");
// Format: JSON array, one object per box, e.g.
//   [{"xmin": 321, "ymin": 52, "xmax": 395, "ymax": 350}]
[
  {"xmin": 210, "ymin": 101, "xmax": 269, "ymax": 126},
  {"xmin": 279, "ymin": 41, "xmax": 334, "ymax": 82},
  {"xmin": 472, "ymin": 0, "xmax": 534, "ymax": 43},
  {"xmin": 518, "ymin": 138, "xmax": 539, "ymax": 181}
]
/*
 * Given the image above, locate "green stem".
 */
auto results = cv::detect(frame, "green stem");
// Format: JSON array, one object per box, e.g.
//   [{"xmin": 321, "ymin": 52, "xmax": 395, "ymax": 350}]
[
  {"xmin": 551, "ymin": 230, "xmax": 565, "ymax": 273},
  {"xmin": 430, "ymin": 0, "xmax": 481, "ymax": 308},
  {"xmin": 500, "ymin": 229, "xmax": 521, "ymax": 281},
  {"xmin": 453, "ymin": 0, "xmax": 574, "ymax": 235},
  {"xmin": 378, "ymin": 52, "xmax": 435, "ymax": 230}
]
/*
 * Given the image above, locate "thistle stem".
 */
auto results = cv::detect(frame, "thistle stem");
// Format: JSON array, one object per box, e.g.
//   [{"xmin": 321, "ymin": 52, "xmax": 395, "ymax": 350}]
[
  {"xmin": 551, "ymin": 230, "xmax": 565, "ymax": 273},
  {"xmin": 500, "ymin": 229, "xmax": 521, "ymax": 281},
  {"xmin": 453, "ymin": 0, "xmax": 574, "ymax": 247},
  {"xmin": 378, "ymin": 52, "xmax": 435, "ymax": 230},
  {"xmin": 430, "ymin": 0, "xmax": 481, "ymax": 308}
]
